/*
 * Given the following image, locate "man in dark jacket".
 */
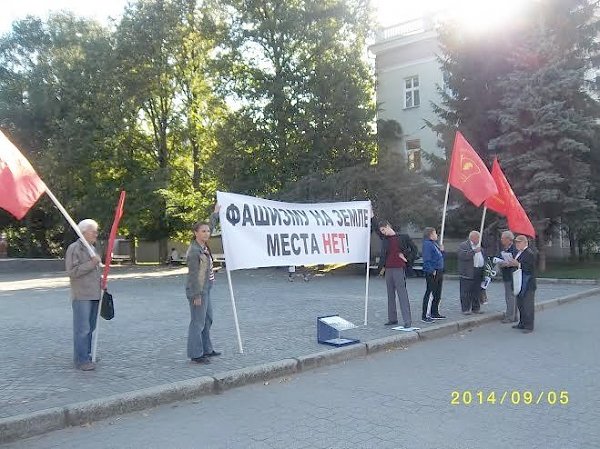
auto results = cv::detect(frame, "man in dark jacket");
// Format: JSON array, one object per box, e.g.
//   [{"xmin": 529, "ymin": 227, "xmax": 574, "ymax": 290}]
[
  {"xmin": 507, "ymin": 235, "xmax": 537, "ymax": 333},
  {"xmin": 373, "ymin": 218, "xmax": 418, "ymax": 328},
  {"xmin": 421, "ymin": 227, "xmax": 445, "ymax": 322},
  {"xmin": 457, "ymin": 230, "xmax": 485, "ymax": 314}
]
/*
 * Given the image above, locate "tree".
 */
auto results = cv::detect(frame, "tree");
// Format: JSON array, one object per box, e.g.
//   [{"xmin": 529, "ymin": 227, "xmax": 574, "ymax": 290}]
[
  {"xmin": 279, "ymin": 119, "xmax": 443, "ymax": 231},
  {"xmin": 489, "ymin": 0, "xmax": 599, "ymax": 270},
  {"xmin": 0, "ymin": 14, "xmax": 126, "ymax": 256},
  {"xmin": 114, "ymin": 0, "xmax": 225, "ymax": 258},
  {"xmin": 212, "ymin": 0, "xmax": 376, "ymax": 196},
  {"xmin": 431, "ymin": 0, "xmax": 600, "ymax": 269}
]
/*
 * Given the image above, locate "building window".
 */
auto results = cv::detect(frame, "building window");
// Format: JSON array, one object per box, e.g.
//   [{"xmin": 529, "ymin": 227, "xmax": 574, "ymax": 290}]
[
  {"xmin": 404, "ymin": 76, "xmax": 420, "ymax": 108},
  {"xmin": 406, "ymin": 139, "xmax": 422, "ymax": 171}
]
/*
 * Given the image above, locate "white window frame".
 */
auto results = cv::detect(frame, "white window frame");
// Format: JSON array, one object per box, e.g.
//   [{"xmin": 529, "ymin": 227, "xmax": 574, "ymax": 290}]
[
  {"xmin": 404, "ymin": 76, "xmax": 420, "ymax": 109},
  {"xmin": 406, "ymin": 139, "xmax": 422, "ymax": 171}
]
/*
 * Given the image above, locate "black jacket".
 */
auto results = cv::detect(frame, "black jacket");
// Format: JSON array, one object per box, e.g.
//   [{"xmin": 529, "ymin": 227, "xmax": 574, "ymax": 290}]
[
  {"xmin": 516, "ymin": 246, "xmax": 537, "ymax": 295},
  {"xmin": 499, "ymin": 244, "xmax": 518, "ymax": 282},
  {"xmin": 371, "ymin": 218, "xmax": 418, "ymax": 271}
]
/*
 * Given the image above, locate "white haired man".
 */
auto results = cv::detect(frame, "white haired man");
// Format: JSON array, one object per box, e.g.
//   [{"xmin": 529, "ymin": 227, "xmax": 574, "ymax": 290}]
[{"xmin": 65, "ymin": 219, "xmax": 102, "ymax": 371}]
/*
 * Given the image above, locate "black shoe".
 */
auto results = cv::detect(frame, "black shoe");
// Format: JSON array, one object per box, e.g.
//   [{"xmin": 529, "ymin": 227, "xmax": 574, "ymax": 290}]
[
  {"xmin": 512, "ymin": 324, "xmax": 524, "ymax": 329},
  {"xmin": 431, "ymin": 314, "xmax": 446, "ymax": 320},
  {"xmin": 191, "ymin": 356, "xmax": 210, "ymax": 364},
  {"xmin": 206, "ymin": 351, "xmax": 221, "ymax": 357},
  {"xmin": 421, "ymin": 317, "xmax": 434, "ymax": 323},
  {"xmin": 384, "ymin": 320, "xmax": 399, "ymax": 326}
]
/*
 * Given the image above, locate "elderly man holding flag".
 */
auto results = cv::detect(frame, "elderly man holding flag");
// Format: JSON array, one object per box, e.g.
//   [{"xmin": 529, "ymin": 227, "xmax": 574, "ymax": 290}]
[
  {"xmin": 0, "ymin": 130, "xmax": 125, "ymax": 369},
  {"xmin": 65, "ymin": 220, "xmax": 102, "ymax": 371}
]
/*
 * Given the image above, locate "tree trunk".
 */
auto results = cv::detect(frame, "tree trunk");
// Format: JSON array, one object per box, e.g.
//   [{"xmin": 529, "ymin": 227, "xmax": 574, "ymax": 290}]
[
  {"xmin": 129, "ymin": 236, "xmax": 137, "ymax": 264},
  {"xmin": 568, "ymin": 230, "xmax": 577, "ymax": 260},
  {"xmin": 159, "ymin": 237, "xmax": 168, "ymax": 265},
  {"xmin": 536, "ymin": 232, "xmax": 546, "ymax": 273},
  {"xmin": 191, "ymin": 139, "xmax": 200, "ymax": 190}
]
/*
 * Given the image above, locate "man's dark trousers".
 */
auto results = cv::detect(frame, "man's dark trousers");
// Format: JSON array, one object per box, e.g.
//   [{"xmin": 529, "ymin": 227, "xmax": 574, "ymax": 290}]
[
  {"xmin": 460, "ymin": 268, "xmax": 482, "ymax": 313},
  {"xmin": 517, "ymin": 288, "xmax": 535, "ymax": 330},
  {"xmin": 422, "ymin": 272, "xmax": 443, "ymax": 318}
]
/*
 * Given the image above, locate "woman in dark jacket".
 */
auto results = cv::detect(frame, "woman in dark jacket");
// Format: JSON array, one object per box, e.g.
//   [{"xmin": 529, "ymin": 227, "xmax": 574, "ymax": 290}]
[
  {"xmin": 186, "ymin": 206, "xmax": 221, "ymax": 364},
  {"xmin": 421, "ymin": 227, "xmax": 445, "ymax": 322}
]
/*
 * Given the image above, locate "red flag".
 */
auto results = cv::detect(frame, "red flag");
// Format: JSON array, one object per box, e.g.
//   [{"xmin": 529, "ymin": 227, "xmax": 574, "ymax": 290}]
[
  {"xmin": 0, "ymin": 131, "xmax": 47, "ymax": 219},
  {"xmin": 485, "ymin": 158, "xmax": 535, "ymax": 237},
  {"xmin": 102, "ymin": 191, "xmax": 126, "ymax": 290},
  {"xmin": 448, "ymin": 131, "xmax": 498, "ymax": 207}
]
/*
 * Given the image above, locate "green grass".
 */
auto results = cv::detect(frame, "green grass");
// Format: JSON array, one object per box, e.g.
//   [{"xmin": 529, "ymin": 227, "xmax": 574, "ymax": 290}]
[
  {"xmin": 442, "ymin": 255, "xmax": 599, "ymax": 280},
  {"xmin": 538, "ymin": 260, "xmax": 600, "ymax": 280}
]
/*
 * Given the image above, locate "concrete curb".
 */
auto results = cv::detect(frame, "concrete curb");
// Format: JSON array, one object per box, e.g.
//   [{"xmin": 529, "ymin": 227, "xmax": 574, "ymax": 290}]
[
  {"xmin": 296, "ymin": 344, "xmax": 367, "ymax": 372},
  {"xmin": 213, "ymin": 359, "xmax": 298, "ymax": 392},
  {"xmin": 2, "ymin": 287, "xmax": 599, "ymax": 444}
]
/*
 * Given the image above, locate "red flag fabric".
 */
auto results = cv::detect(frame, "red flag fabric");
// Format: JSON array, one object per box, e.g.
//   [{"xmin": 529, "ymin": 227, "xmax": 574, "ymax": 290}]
[
  {"xmin": 0, "ymin": 131, "xmax": 47, "ymax": 219},
  {"xmin": 485, "ymin": 159, "xmax": 536, "ymax": 237},
  {"xmin": 448, "ymin": 131, "xmax": 498, "ymax": 207},
  {"xmin": 102, "ymin": 191, "xmax": 126, "ymax": 290}
]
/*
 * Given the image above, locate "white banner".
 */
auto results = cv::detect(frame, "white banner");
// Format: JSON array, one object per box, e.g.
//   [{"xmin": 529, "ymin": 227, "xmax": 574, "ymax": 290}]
[{"xmin": 217, "ymin": 191, "xmax": 371, "ymax": 271}]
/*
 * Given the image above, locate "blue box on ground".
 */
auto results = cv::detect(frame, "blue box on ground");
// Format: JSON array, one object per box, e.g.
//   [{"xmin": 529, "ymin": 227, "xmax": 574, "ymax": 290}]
[{"xmin": 317, "ymin": 315, "xmax": 360, "ymax": 347}]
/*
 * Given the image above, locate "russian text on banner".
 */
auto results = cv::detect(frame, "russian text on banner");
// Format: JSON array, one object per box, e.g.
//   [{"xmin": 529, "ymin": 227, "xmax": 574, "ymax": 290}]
[{"xmin": 217, "ymin": 191, "xmax": 371, "ymax": 271}]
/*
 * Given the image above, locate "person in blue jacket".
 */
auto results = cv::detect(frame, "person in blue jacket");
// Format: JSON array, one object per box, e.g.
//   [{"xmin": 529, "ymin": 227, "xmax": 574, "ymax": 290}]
[{"xmin": 421, "ymin": 227, "xmax": 446, "ymax": 322}]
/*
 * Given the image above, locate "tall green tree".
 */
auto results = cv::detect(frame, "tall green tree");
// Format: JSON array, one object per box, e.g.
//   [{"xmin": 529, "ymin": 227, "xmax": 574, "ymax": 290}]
[
  {"xmin": 489, "ymin": 0, "xmax": 599, "ymax": 269},
  {"xmin": 213, "ymin": 0, "xmax": 376, "ymax": 196},
  {"xmin": 0, "ymin": 14, "xmax": 126, "ymax": 256},
  {"xmin": 431, "ymin": 0, "xmax": 599, "ymax": 268},
  {"xmin": 114, "ymin": 0, "xmax": 224, "ymax": 257}
]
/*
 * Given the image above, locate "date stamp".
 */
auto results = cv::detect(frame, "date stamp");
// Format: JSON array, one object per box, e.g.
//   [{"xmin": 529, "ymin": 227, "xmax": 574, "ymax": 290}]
[{"xmin": 450, "ymin": 390, "xmax": 569, "ymax": 405}]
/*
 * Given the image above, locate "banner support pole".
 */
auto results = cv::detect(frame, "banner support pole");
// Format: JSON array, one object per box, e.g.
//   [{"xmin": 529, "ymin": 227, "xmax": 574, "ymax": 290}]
[
  {"xmin": 364, "ymin": 205, "xmax": 372, "ymax": 326},
  {"xmin": 225, "ymin": 267, "xmax": 244, "ymax": 353}
]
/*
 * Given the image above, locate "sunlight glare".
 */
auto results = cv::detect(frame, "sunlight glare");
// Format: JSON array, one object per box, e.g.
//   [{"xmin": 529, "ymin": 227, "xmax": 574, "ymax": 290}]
[{"xmin": 374, "ymin": 0, "xmax": 528, "ymax": 32}]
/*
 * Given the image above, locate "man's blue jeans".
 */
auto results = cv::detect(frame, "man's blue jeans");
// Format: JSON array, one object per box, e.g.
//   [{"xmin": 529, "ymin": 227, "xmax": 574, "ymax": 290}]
[{"xmin": 72, "ymin": 299, "xmax": 99, "ymax": 366}]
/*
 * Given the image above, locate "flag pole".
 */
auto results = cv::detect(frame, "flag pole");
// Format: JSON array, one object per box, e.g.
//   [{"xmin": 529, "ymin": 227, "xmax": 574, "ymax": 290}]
[
  {"xmin": 44, "ymin": 187, "xmax": 96, "ymax": 257},
  {"xmin": 439, "ymin": 182, "xmax": 451, "ymax": 245},
  {"xmin": 225, "ymin": 267, "xmax": 244, "ymax": 353},
  {"xmin": 478, "ymin": 206, "xmax": 487, "ymax": 247},
  {"xmin": 92, "ymin": 191, "xmax": 126, "ymax": 363},
  {"xmin": 363, "ymin": 207, "xmax": 372, "ymax": 326}
]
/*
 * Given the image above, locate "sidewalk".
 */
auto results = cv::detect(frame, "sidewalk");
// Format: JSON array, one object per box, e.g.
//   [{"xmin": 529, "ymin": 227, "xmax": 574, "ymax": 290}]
[{"xmin": 0, "ymin": 266, "xmax": 598, "ymax": 442}]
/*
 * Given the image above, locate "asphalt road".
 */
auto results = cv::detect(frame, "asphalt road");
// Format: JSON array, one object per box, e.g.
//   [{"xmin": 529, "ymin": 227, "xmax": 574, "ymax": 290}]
[{"xmin": 4, "ymin": 294, "xmax": 599, "ymax": 449}]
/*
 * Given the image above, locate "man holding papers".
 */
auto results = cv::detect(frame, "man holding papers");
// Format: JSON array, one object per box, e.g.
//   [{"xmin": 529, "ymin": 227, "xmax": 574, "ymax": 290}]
[{"xmin": 506, "ymin": 235, "xmax": 537, "ymax": 333}]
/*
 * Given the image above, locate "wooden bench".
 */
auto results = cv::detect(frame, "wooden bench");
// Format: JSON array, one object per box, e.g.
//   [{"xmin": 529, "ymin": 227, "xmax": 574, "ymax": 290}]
[
  {"xmin": 111, "ymin": 254, "xmax": 131, "ymax": 264},
  {"xmin": 212, "ymin": 253, "xmax": 225, "ymax": 267}
]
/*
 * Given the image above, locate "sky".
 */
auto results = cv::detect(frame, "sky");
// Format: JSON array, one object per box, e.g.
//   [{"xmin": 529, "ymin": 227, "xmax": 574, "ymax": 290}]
[
  {"xmin": 0, "ymin": 0, "xmax": 435, "ymax": 33},
  {"xmin": 0, "ymin": 0, "xmax": 527, "ymax": 34}
]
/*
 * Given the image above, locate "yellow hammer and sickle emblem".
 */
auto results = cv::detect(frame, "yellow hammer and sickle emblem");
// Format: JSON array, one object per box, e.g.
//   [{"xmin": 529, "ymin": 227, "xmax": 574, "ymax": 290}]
[{"xmin": 459, "ymin": 154, "xmax": 481, "ymax": 183}]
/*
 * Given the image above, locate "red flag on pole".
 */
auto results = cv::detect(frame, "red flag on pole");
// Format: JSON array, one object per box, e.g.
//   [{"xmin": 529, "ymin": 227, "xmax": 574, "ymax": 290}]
[
  {"xmin": 448, "ymin": 131, "xmax": 498, "ymax": 207},
  {"xmin": 0, "ymin": 131, "xmax": 47, "ymax": 219},
  {"xmin": 102, "ymin": 191, "xmax": 126, "ymax": 290},
  {"xmin": 485, "ymin": 158, "xmax": 535, "ymax": 237}
]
